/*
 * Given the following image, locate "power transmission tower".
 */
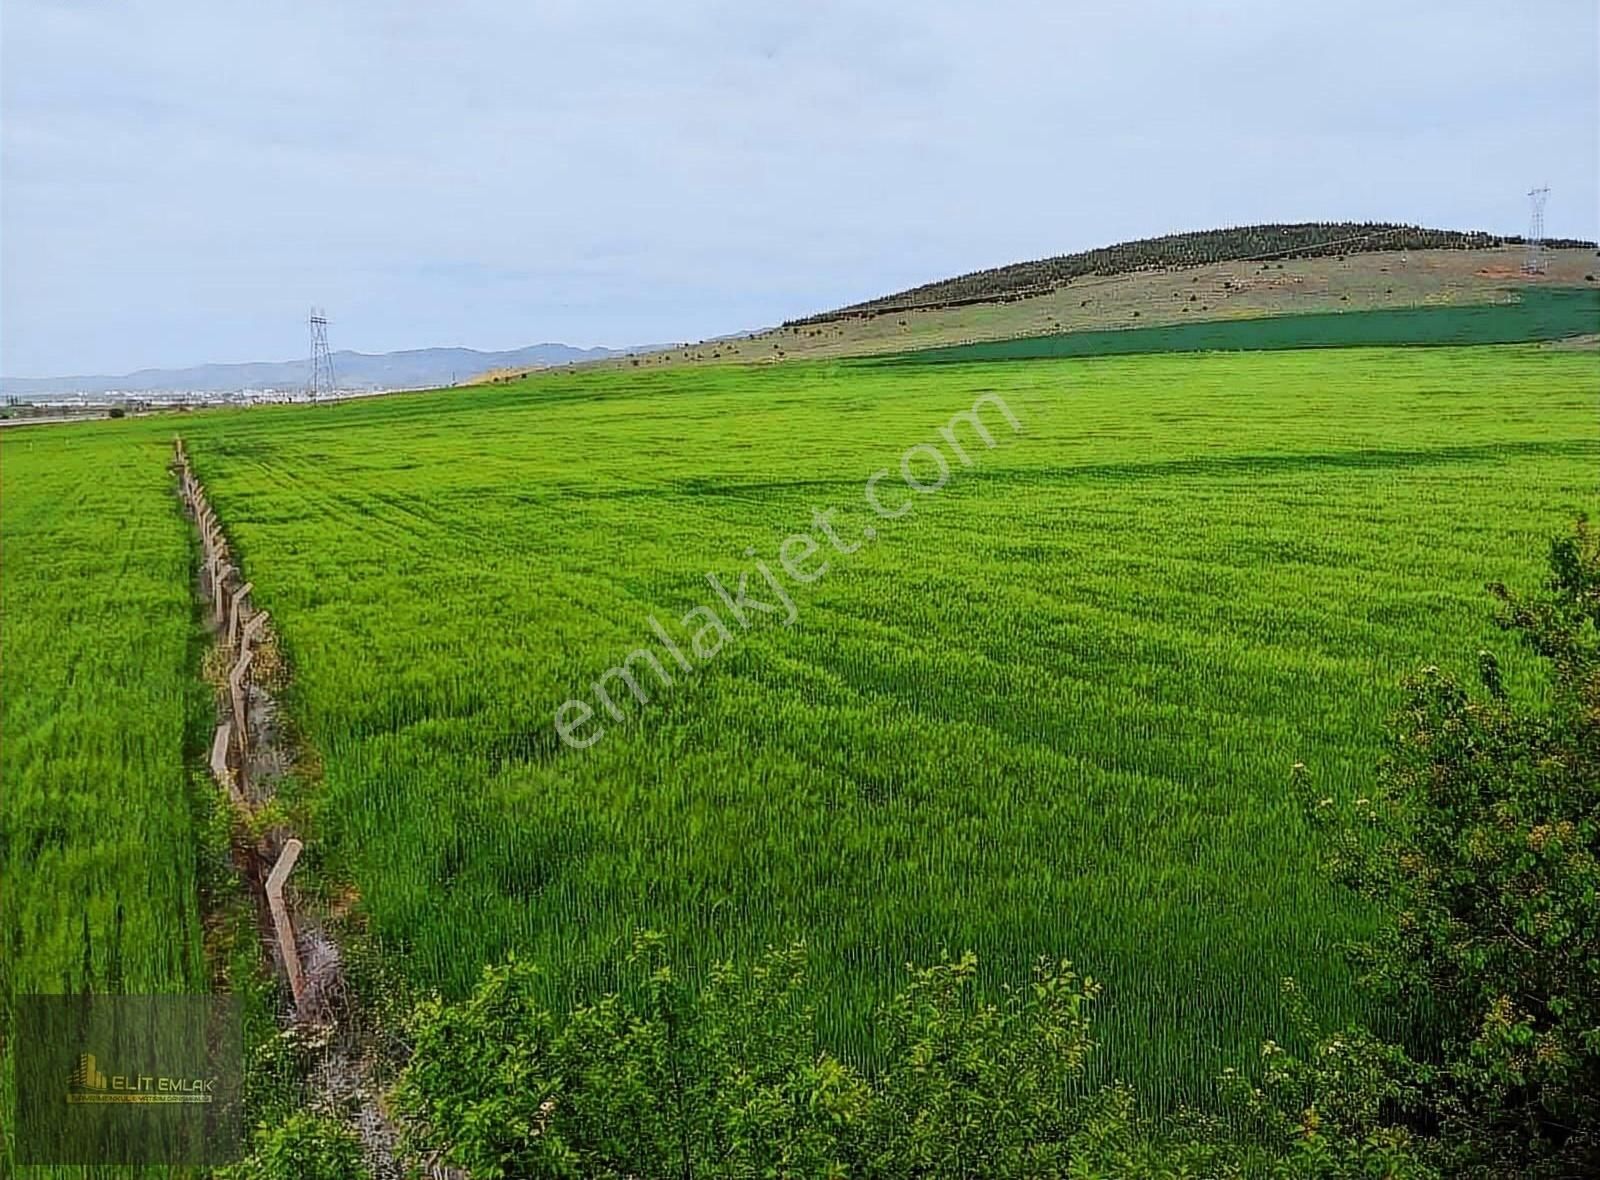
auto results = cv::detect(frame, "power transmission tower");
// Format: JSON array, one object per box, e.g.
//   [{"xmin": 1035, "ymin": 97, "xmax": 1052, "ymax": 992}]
[
  {"xmin": 308, "ymin": 308, "xmax": 337, "ymax": 401},
  {"xmin": 1522, "ymin": 187, "xmax": 1550, "ymax": 275}
]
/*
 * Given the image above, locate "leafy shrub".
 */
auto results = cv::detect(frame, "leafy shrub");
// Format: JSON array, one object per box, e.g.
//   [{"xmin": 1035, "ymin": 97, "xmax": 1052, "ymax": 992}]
[
  {"xmin": 222, "ymin": 1111, "xmax": 370, "ymax": 1180},
  {"xmin": 1303, "ymin": 519, "xmax": 1600, "ymax": 1176},
  {"xmin": 396, "ymin": 933, "xmax": 1121, "ymax": 1179},
  {"xmin": 394, "ymin": 933, "xmax": 1435, "ymax": 1178}
]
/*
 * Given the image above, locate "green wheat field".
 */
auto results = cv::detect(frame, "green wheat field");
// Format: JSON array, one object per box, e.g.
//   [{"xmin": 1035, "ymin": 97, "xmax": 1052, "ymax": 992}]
[
  {"xmin": 5, "ymin": 343, "xmax": 1597, "ymax": 1112},
  {"xmin": 1, "ymin": 432, "xmax": 210, "ymax": 1176}
]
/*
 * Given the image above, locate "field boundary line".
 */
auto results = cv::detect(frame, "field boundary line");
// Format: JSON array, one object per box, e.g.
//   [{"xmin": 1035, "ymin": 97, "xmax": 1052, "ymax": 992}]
[
  {"xmin": 173, "ymin": 437, "xmax": 313, "ymax": 1012},
  {"xmin": 171, "ymin": 437, "xmax": 409, "ymax": 1178}
]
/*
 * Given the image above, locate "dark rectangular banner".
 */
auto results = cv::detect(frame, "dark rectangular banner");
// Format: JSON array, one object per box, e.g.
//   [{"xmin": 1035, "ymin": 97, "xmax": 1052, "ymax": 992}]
[{"xmin": 13, "ymin": 994, "xmax": 243, "ymax": 1165}]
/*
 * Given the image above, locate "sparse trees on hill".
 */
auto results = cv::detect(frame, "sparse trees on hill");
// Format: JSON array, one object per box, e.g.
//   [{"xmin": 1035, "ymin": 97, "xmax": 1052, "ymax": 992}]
[{"xmin": 785, "ymin": 223, "xmax": 1597, "ymax": 326}]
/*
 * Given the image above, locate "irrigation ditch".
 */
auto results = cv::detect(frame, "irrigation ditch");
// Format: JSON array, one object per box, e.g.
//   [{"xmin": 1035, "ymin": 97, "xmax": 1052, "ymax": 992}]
[{"xmin": 172, "ymin": 437, "xmax": 408, "ymax": 1178}]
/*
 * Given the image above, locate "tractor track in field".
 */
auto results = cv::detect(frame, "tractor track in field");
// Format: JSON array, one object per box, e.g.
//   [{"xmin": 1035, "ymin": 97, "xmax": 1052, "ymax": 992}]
[{"xmin": 172, "ymin": 439, "xmax": 411, "ymax": 1180}]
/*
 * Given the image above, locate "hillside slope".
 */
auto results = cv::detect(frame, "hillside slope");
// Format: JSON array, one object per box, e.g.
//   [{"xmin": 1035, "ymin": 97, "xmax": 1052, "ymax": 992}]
[
  {"xmin": 791, "ymin": 223, "xmax": 1595, "ymax": 323},
  {"xmin": 552, "ymin": 245, "xmax": 1594, "ymax": 376}
]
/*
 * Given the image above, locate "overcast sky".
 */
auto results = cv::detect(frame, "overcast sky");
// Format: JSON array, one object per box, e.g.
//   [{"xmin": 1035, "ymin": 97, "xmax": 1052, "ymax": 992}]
[{"xmin": 3, "ymin": 1, "xmax": 1596, "ymax": 377}]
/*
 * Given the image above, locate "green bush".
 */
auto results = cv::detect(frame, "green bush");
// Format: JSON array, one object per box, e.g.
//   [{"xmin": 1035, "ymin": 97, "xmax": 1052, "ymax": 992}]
[
  {"xmin": 394, "ymin": 933, "xmax": 1432, "ymax": 1178},
  {"xmin": 1302, "ymin": 518, "xmax": 1600, "ymax": 1177},
  {"xmin": 395, "ymin": 933, "xmax": 1111, "ymax": 1178},
  {"xmin": 222, "ymin": 1111, "xmax": 370, "ymax": 1180}
]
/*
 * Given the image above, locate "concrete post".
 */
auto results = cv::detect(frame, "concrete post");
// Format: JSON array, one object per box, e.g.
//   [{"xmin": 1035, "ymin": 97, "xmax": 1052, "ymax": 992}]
[
  {"xmin": 229, "ymin": 650, "xmax": 253, "ymax": 760},
  {"xmin": 227, "ymin": 582, "xmax": 254, "ymax": 649},
  {"xmin": 241, "ymin": 610, "xmax": 271, "ymax": 657},
  {"xmin": 213, "ymin": 564, "xmax": 236, "ymax": 626},
  {"xmin": 265, "ymin": 838, "xmax": 306, "ymax": 1013},
  {"xmin": 209, "ymin": 722, "xmax": 247, "ymax": 808}
]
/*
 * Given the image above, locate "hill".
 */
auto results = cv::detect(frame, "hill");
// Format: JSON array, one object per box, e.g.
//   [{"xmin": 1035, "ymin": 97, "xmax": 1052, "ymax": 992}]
[
  {"xmin": 565, "ymin": 244, "xmax": 1597, "ymax": 376},
  {"xmin": 788, "ymin": 223, "xmax": 1596, "ymax": 324}
]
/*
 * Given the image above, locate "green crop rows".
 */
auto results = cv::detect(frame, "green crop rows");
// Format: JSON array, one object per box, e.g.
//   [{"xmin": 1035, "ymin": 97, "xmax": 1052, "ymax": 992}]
[
  {"xmin": 890, "ymin": 284, "xmax": 1600, "ymax": 365},
  {"xmin": 156, "ymin": 343, "xmax": 1597, "ymax": 1105},
  {"xmin": 4, "ymin": 343, "xmax": 1594, "ymax": 1116},
  {"xmin": 0, "ymin": 426, "xmax": 208, "ymax": 1173}
]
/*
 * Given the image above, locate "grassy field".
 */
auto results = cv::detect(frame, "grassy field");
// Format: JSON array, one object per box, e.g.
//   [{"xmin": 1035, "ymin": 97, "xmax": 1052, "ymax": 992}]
[
  {"xmin": 160, "ymin": 343, "xmax": 1598, "ymax": 1105},
  {"xmin": 891, "ymin": 285, "xmax": 1600, "ymax": 364},
  {"xmin": 0, "ymin": 425, "xmax": 210, "ymax": 1172}
]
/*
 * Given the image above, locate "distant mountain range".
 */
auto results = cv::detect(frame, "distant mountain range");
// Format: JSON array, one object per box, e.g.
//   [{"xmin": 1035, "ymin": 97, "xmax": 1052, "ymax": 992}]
[{"xmin": 0, "ymin": 343, "xmax": 629, "ymax": 399}]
